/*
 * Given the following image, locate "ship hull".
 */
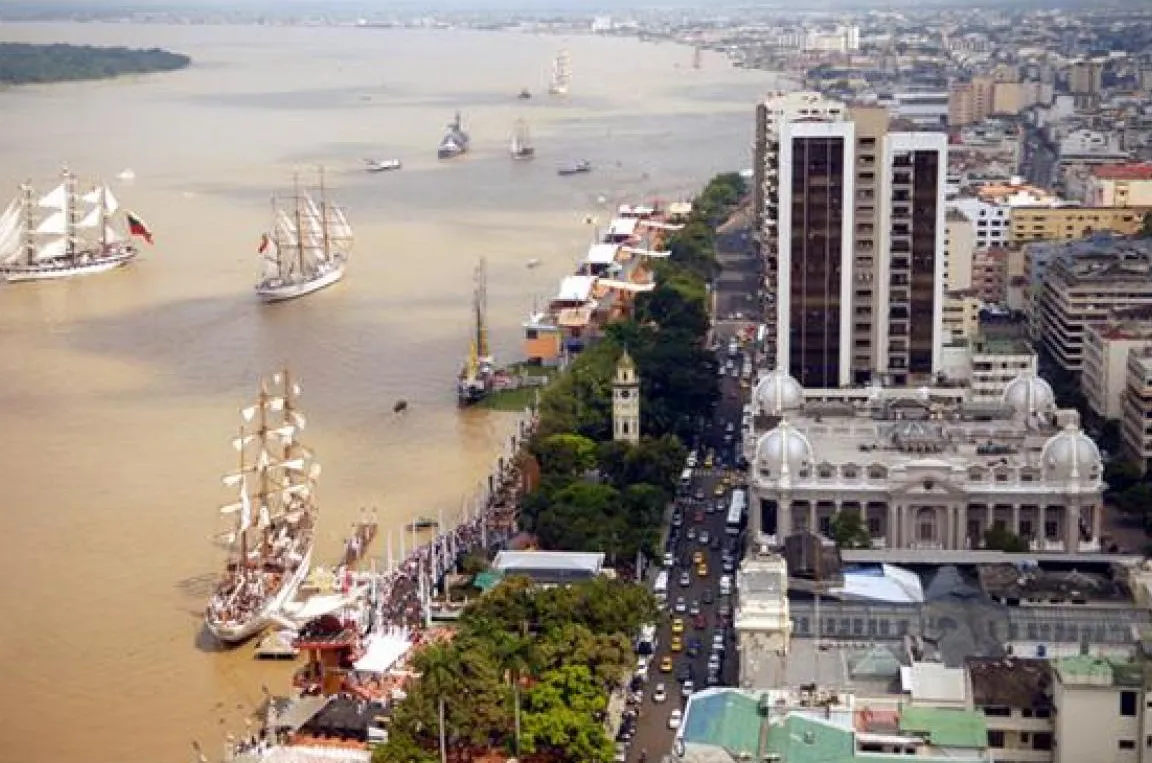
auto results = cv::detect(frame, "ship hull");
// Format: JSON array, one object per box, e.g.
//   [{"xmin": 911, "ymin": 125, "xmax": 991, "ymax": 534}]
[
  {"xmin": 438, "ymin": 148, "xmax": 466, "ymax": 160},
  {"xmin": 2, "ymin": 248, "xmax": 137, "ymax": 283},
  {"xmin": 511, "ymin": 149, "xmax": 535, "ymax": 160},
  {"xmin": 256, "ymin": 260, "xmax": 346, "ymax": 303},
  {"xmin": 205, "ymin": 545, "xmax": 314, "ymax": 645}
]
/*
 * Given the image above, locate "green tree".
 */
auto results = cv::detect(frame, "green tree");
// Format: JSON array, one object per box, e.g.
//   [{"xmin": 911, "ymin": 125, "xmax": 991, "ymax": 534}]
[
  {"xmin": 412, "ymin": 645, "xmax": 457, "ymax": 763},
  {"xmin": 493, "ymin": 630, "xmax": 536, "ymax": 757},
  {"xmin": 1105, "ymin": 459, "xmax": 1143, "ymax": 494},
  {"xmin": 983, "ymin": 525, "xmax": 1029, "ymax": 552},
  {"xmin": 1140, "ymin": 211, "xmax": 1152, "ymax": 239},
  {"xmin": 520, "ymin": 664, "xmax": 615, "ymax": 763},
  {"xmin": 533, "ymin": 432, "xmax": 599, "ymax": 478},
  {"xmin": 829, "ymin": 509, "xmax": 872, "ymax": 549}
]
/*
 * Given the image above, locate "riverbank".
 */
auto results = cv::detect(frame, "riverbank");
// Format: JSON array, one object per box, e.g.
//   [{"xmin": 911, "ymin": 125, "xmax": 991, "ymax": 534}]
[{"xmin": 0, "ymin": 42, "xmax": 190, "ymax": 85}]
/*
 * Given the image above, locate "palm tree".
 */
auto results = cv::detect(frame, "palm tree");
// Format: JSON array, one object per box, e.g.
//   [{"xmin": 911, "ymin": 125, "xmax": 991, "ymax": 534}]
[
  {"xmin": 417, "ymin": 645, "xmax": 458, "ymax": 763},
  {"xmin": 495, "ymin": 630, "xmax": 536, "ymax": 756}
]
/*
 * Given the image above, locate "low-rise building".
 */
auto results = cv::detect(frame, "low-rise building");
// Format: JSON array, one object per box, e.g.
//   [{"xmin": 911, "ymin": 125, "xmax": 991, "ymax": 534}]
[
  {"xmin": 744, "ymin": 370, "xmax": 1105, "ymax": 553},
  {"xmin": 1052, "ymin": 654, "xmax": 1152, "ymax": 763},
  {"xmin": 1087, "ymin": 163, "xmax": 1152, "ymax": 208},
  {"xmin": 965, "ymin": 657, "xmax": 1054, "ymax": 763},
  {"xmin": 943, "ymin": 293, "xmax": 983, "ymax": 344},
  {"xmin": 1009, "ymin": 205, "xmax": 1151, "ymax": 245},
  {"xmin": 969, "ymin": 332, "xmax": 1037, "ymax": 405}
]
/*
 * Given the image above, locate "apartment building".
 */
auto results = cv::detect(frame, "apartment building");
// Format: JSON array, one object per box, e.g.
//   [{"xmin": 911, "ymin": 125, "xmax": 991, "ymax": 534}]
[
  {"xmin": 945, "ymin": 209, "xmax": 976, "ymax": 290},
  {"xmin": 756, "ymin": 92, "xmax": 946, "ymax": 387},
  {"xmin": 1088, "ymin": 164, "xmax": 1152, "ymax": 208},
  {"xmin": 969, "ymin": 331, "xmax": 1037, "ymax": 404},
  {"xmin": 1082, "ymin": 317, "xmax": 1152, "ymax": 421},
  {"xmin": 973, "ymin": 248, "xmax": 1009, "ymax": 305},
  {"xmin": 966, "ymin": 658, "xmax": 1054, "ymax": 763},
  {"xmin": 1033, "ymin": 240, "xmax": 1152, "ymax": 373},
  {"xmin": 1052, "ymin": 654, "xmax": 1151, "ymax": 763},
  {"xmin": 1122, "ymin": 348, "xmax": 1152, "ymax": 471},
  {"xmin": 1010, "ymin": 206, "xmax": 1151, "ymax": 244},
  {"xmin": 943, "ymin": 293, "xmax": 983, "ymax": 343}
]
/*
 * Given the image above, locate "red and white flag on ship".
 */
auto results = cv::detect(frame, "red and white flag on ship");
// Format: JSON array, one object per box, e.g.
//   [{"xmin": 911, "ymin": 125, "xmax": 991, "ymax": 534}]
[{"xmin": 125, "ymin": 210, "xmax": 154, "ymax": 244}]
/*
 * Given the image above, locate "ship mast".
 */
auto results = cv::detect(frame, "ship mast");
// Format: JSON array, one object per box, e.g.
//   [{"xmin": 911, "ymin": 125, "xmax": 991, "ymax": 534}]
[
  {"xmin": 293, "ymin": 173, "xmax": 305, "ymax": 278},
  {"xmin": 99, "ymin": 183, "xmax": 108, "ymax": 250},
  {"xmin": 475, "ymin": 257, "xmax": 489, "ymax": 360},
  {"xmin": 256, "ymin": 380, "xmax": 273, "ymax": 552},
  {"xmin": 318, "ymin": 167, "xmax": 331, "ymax": 261},
  {"xmin": 237, "ymin": 425, "xmax": 249, "ymax": 571},
  {"xmin": 20, "ymin": 182, "xmax": 34, "ymax": 265},
  {"xmin": 63, "ymin": 167, "xmax": 77, "ymax": 262}
]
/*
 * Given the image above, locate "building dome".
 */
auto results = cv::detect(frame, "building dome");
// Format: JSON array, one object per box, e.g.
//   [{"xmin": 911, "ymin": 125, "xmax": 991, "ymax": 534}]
[
  {"xmin": 754, "ymin": 419, "xmax": 814, "ymax": 478},
  {"xmin": 1002, "ymin": 372, "xmax": 1056, "ymax": 418},
  {"xmin": 754, "ymin": 368, "xmax": 804, "ymax": 415},
  {"xmin": 1041, "ymin": 424, "xmax": 1102, "ymax": 480}
]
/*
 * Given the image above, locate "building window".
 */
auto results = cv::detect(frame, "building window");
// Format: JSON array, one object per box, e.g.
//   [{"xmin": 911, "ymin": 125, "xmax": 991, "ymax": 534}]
[
  {"xmin": 1119, "ymin": 740, "xmax": 1136, "ymax": 751},
  {"xmin": 1033, "ymin": 733, "xmax": 1053, "ymax": 751},
  {"xmin": 983, "ymin": 707, "xmax": 1011, "ymax": 717},
  {"xmin": 1121, "ymin": 691, "xmax": 1138, "ymax": 716},
  {"xmin": 987, "ymin": 731, "xmax": 1005, "ymax": 748}
]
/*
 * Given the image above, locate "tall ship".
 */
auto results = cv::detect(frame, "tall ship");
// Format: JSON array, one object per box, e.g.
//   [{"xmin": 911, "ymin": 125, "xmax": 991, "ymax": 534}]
[
  {"xmin": 548, "ymin": 50, "xmax": 571, "ymax": 96},
  {"xmin": 256, "ymin": 169, "xmax": 353, "ymax": 303},
  {"xmin": 206, "ymin": 369, "xmax": 319, "ymax": 644},
  {"xmin": 458, "ymin": 258, "xmax": 495, "ymax": 406},
  {"xmin": 510, "ymin": 118, "xmax": 535, "ymax": 160},
  {"xmin": 438, "ymin": 111, "xmax": 471, "ymax": 160},
  {"xmin": 0, "ymin": 166, "xmax": 152, "ymax": 283}
]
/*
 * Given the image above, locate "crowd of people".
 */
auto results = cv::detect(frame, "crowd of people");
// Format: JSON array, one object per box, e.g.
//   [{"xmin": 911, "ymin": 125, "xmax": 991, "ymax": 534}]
[{"xmin": 371, "ymin": 454, "xmax": 524, "ymax": 636}]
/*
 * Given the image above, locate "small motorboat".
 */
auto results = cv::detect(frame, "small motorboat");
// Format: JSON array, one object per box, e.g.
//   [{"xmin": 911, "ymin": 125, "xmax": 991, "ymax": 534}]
[
  {"xmin": 393, "ymin": 399, "xmax": 408, "ymax": 414},
  {"xmin": 526, "ymin": 258, "xmax": 541, "ymax": 269},
  {"xmin": 365, "ymin": 158, "xmax": 402, "ymax": 173},
  {"xmin": 517, "ymin": 88, "xmax": 532, "ymax": 99},
  {"xmin": 407, "ymin": 516, "xmax": 439, "ymax": 532},
  {"xmin": 558, "ymin": 160, "xmax": 592, "ymax": 176}
]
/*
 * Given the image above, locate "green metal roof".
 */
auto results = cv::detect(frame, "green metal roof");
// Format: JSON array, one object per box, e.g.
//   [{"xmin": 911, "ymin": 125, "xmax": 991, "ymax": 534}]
[
  {"xmin": 1054, "ymin": 655, "xmax": 1144, "ymax": 688},
  {"xmin": 898, "ymin": 706, "xmax": 988, "ymax": 749},
  {"xmin": 472, "ymin": 570, "xmax": 505, "ymax": 592},
  {"xmin": 681, "ymin": 690, "xmax": 763, "ymax": 755},
  {"xmin": 763, "ymin": 715, "xmax": 856, "ymax": 763}
]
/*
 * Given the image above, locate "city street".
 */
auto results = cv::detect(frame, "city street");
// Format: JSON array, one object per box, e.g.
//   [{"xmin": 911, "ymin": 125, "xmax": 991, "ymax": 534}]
[{"xmin": 617, "ymin": 213, "xmax": 762, "ymax": 762}]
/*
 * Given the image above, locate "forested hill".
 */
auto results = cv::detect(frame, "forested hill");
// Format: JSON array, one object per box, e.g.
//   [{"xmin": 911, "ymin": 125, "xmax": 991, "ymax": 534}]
[{"xmin": 0, "ymin": 43, "xmax": 190, "ymax": 85}]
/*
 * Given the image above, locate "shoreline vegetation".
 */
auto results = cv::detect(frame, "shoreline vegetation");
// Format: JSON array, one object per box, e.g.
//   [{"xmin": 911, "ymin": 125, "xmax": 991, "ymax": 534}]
[
  {"xmin": 373, "ymin": 172, "xmax": 747, "ymax": 763},
  {"xmin": 0, "ymin": 42, "xmax": 190, "ymax": 86}
]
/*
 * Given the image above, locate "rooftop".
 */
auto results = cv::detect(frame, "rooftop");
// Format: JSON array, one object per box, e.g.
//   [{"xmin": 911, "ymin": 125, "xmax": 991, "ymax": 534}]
[
  {"xmin": 1048, "ymin": 238, "xmax": 1152, "ymax": 283},
  {"xmin": 976, "ymin": 564, "xmax": 1130, "ymax": 604},
  {"xmin": 898, "ymin": 706, "xmax": 988, "ymax": 749},
  {"xmin": 491, "ymin": 550, "xmax": 605, "ymax": 578},
  {"xmin": 965, "ymin": 657, "xmax": 1053, "ymax": 708},
  {"xmin": 1053, "ymin": 654, "xmax": 1146, "ymax": 689},
  {"xmin": 1092, "ymin": 162, "xmax": 1152, "ymax": 181}
]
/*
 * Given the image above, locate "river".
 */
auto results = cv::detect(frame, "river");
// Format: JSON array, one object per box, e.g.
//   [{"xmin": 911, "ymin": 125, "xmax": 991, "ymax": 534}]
[{"xmin": 0, "ymin": 22, "xmax": 779, "ymax": 762}]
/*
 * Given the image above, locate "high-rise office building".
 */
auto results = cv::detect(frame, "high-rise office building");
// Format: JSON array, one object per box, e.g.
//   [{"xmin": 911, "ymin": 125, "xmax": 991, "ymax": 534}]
[{"xmin": 754, "ymin": 92, "xmax": 947, "ymax": 388}]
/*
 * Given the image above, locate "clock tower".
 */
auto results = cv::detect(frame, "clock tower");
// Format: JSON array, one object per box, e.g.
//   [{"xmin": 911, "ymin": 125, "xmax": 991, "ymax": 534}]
[{"xmin": 613, "ymin": 350, "xmax": 640, "ymax": 444}]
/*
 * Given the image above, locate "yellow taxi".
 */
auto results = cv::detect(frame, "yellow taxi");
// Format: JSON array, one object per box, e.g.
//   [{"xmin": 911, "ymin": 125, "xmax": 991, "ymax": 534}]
[
  {"xmin": 670, "ymin": 636, "xmax": 683, "ymax": 652},
  {"xmin": 714, "ymin": 483, "xmax": 726, "ymax": 497},
  {"xmin": 660, "ymin": 656, "xmax": 673, "ymax": 672},
  {"xmin": 697, "ymin": 563, "xmax": 709, "ymax": 577},
  {"xmin": 692, "ymin": 551, "xmax": 704, "ymax": 565},
  {"xmin": 704, "ymin": 453, "xmax": 714, "ymax": 469},
  {"xmin": 671, "ymin": 617, "xmax": 685, "ymax": 634}
]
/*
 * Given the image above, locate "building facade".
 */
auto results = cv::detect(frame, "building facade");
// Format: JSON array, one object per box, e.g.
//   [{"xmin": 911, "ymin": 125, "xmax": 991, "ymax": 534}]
[
  {"xmin": 611, "ymin": 350, "xmax": 640, "ymax": 443},
  {"xmin": 756, "ymin": 93, "xmax": 947, "ymax": 388},
  {"xmin": 1083, "ymin": 319, "xmax": 1152, "ymax": 421},
  {"xmin": 1009, "ymin": 206, "xmax": 1150, "ymax": 245},
  {"xmin": 744, "ymin": 370, "xmax": 1105, "ymax": 553},
  {"xmin": 1121, "ymin": 348, "xmax": 1152, "ymax": 472},
  {"xmin": 1087, "ymin": 164, "xmax": 1152, "ymax": 208}
]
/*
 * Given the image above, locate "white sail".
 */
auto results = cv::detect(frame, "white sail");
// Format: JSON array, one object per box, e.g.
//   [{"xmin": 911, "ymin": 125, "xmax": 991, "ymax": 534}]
[
  {"xmin": 82, "ymin": 185, "xmax": 119, "ymax": 214},
  {"xmin": 77, "ymin": 206, "xmax": 102, "ymax": 230},
  {"xmin": 38, "ymin": 183, "xmax": 67, "ymax": 210},
  {"xmin": 274, "ymin": 210, "xmax": 299, "ymax": 248},
  {"xmin": 104, "ymin": 225, "xmax": 121, "ymax": 243},
  {"xmin": 324, "ymin": 205, "xmax": 353, "ymax": 244},
  {"xmin": 0, "ymin": 198, "xmax": 27, "ymax": 264},
  {"xmin": 35, "ymin": 238, "xmax": 67, "ymax": 262},
  {"xmin": 35, "ymin": 211, "xmax": 68, "ymax": 236}
]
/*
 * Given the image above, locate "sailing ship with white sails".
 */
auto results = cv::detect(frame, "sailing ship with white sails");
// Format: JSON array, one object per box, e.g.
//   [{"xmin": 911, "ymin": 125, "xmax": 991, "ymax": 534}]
[
  {"xmin": 0, "ymin": 166, "xmax": 152, "ymax": 283},
  {"xmin": 206, "ymin": 369, "xmax": 319, "ymax": 644},
  {"xmin": 510, "ymin": 118, "xmax": 535, "ymax": 160},
  {"xmin": 548, "ymin": 50, "xmax": 571, "ymax": 96},
  {"xmin": 256, "ymin": 169, "xmax": 352, "ymax": 303}
]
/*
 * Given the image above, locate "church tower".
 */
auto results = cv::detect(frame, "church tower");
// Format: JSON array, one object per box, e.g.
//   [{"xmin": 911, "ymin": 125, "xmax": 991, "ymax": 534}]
[{"xmin": 613, "ymin": 350, "xmax": 640, "ymax": 444}]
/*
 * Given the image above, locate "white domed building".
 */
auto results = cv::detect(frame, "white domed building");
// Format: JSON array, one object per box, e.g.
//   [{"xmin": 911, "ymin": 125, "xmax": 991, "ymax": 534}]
[{"xmin": 745, "ymin": 371, "xmax": 1105, "ymax": 553}]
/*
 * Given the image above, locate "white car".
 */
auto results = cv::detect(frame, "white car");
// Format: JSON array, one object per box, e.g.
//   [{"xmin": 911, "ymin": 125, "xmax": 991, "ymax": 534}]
[
  {"xmin": 668, "ymin": 709, "xmax": 683, "ymax": 729},
  {"xmin": 652, "ymin": 682, "xmax": 668, "ymax": 703},
  {"xmin": 681, "ymin": 679, "xmax": 695, "ymax": 698}
]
